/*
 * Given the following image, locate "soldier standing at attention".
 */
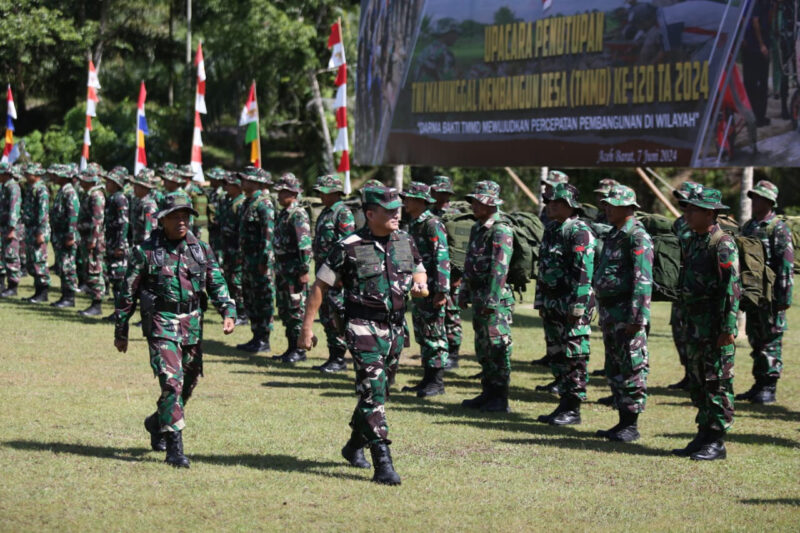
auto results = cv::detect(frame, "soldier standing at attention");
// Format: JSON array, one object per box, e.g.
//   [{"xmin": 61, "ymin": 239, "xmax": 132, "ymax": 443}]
[
  {"xmin": 310, "ymin": 174, "xmax": 355, "ymax": 373},
  {"xmin": 430, "ymin": 175, "xmax": 463, "ymax": 370},
  {"xmin": 401, "ymin": 182, "xmax": 451, "ymax": 397},
  {"xmin": 591, "ymin": 178, "xmax": 620, "ymax": 225},
  {"xmin": 235, "ymin": 167, "xmax": 275, "ymax": 354},
  {"xmin": 219, "ymin": 171, "xmax": 247, "ymax": 325},
  {"xmin": 158, "ymin": 163, "xmax": 192, "ymax": 207},
  {"xmin": 130, "ymin": 169, "xmax": 160, "ymax": 246},
  {"xmin": 0, "ymin": 163, "xmax": 22, "ymax": 297},
  {"xmin": 593, "ymin": 185, "xmax": 653, "ymax": 442},
  {"xmin": 673, "ymin": 186, "xmax": 740, "ymax": 461},
  {"xmin": 272, "ymin": 173, "xmax": 312, "ymax": 364},
  {"xmin": 103, "ymin": 168, "xmax": 131, "ymax": 320},
  {"xmin": 534, "ymin": 183, "xmax": 596, "ymax": 426},
  {"xmin": 736, "ymin": 180, "xmax": 794, "ymax": 404},
  {"xmin": 114, "ymin": 194, "xmax": 236, "ymax": 468},
  {"xmin": 459, "ymin": 181, "xmax": 515, "ymax": 413},
  {"xmin": 204, "ymin": 167, "xmax": 227, "ymax": 262},
  {"xmin": 299, "ymin": 186, "xmax": 427, "ymax": 486},
  {"xmin": 21, "ymin": 163, "xmax": 51, "ymax": 303},
  {"xmin": 77, "ymin": 166, "xmax": 107, "ymax": 317},
  {"xmin": 49, "ymin": 164, "xmax": 81, "ymax": 308}
]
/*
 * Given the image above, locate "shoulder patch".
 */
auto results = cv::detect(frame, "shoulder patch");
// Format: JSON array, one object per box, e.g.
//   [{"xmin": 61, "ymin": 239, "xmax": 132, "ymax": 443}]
[{"xmin": 341, "ymin": 234, "xmax": 362, "ymax": 245}]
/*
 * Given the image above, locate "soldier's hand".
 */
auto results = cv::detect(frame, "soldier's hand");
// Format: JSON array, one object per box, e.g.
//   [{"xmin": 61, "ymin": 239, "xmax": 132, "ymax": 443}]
[
  {"xmin": 298, "ymin": 327, "xmax": 315, "ymax": 350},
  {"xmin": 459, "ymin": 299, "xmax": 469, "ymax": 310},
  {"xmin": 114, "ymin": 248, "xmax": 124, "ymax": 258},
  {"xmin": 717, "ymin": 333, "xmax": 735, "ymax": 347},
  {"xmin": 625, "ymin": 323, "xmax": 640, "ymax": 336},
  {"xmin": 65, "ymin": 238, "xmax": 75, "ymax": 247},
  {"xmin": 568, "ymin": 315, "xmax": 580, "ymax": 325},
  {"xmin": 452, "ymin": 278, "xmax": 462, "ymax": 288},
  {"xmin": 410, "ymin": 282, "xmax": 429, "ymax": 299},
  {"xmin": 298, "ymin": 272, "xmax": 310, "ymax": 284},
  {"xmin": 258, "ymin": 263, "xmax": 268, "ymax": 276},
  {"xmin": 222, "ymin": 317, "xmax": 235, "ymax": 334},
  {"xmin": 432, "ymin": 292, "xmax": 446, "ymax": 307},
  {"xmin": 35, "ymin": 233, "xmax": 44, "ymax": 245},
  {"xmin": 7, "ymin": 229, "xmax": 15, "ymax": 240},
  {"xmin": 87, "ymin": 240, "xmax": 95, "ymax": 250},
  {"xmin": 114, "ymin": 339, "xmax": 128, "ymax": 353}
]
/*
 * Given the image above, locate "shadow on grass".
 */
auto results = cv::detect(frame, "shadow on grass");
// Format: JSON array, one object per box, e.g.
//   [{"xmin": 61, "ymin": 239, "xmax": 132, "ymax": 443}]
[
  {"xmin": 734, "ymin": 402, "xmax": 800, "ymax": 422},
  {"xmin": 2, "ymin": 440, "xmax": 366, "ymax": 481},
  {"xmin": 262, "ymin": 380, "xmax": 353, "ymax": 391},
  {"xmin": 0, "ymin": 296, "xmax": 114, "ymax": 326},
  {"xmin": 659, "ymin": 432, "xmax": 799, "ymax": 448},
  {"xmin": 739, "ymin": 498, "xmax": 800, "ymax": 506},
  {"xmin": 645, "ymin": 386, "xmax": 693, "ymax": 400},
  {"xmin": 499, "ymin": 433, "xmax": 672, "ymax": 457}
]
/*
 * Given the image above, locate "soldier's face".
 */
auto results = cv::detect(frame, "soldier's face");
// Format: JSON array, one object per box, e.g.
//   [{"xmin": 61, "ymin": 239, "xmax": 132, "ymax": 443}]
[
  {"xmin": 162, "ymin": 209, "xmax": 190, "ymax": 240},
  {"xmin": 277, "ymin": 190, "xmax": 297, "ymax": 208},
  {"xmin": 471, "ymin": 199, "xmax": 494, "ymax": 222},
  {"xmin": 366, "ymin": 206, "xmax": 400, "ymax": 235},
  {"xmin": 225, "ymin": 184, "xmax": 241, "ymax": 197},
  {"xmin": 133, "ymin": 184, "xmax": 149, "ymax": 198},
  {"xmin": 432, "ymin": 191, "xmax": 451, "ymax": 206},
  {"xmin": 403, "ymin": 197, "xmax": 426, "ymax": 218},
  {"xmin": 319, "ymin": 191, "xmax": 341, "ymax": 207},
  {"xmin": 604, "ymin": 204, "xmax": 632, "ymax": 227},
  {"xmin": 547, "ymin": 199, "xmax": 572, "ymax": 223},
  {"xmin": 751, "ymin": 196, "xmax": 773, "ymax": 219},
  {"xmin": 684, "ymin": 205, "xmax": 715, "ymax": 232},
  {"xmin": 242, "ymin": 180, "xmax": 259, "ymax": 197}
]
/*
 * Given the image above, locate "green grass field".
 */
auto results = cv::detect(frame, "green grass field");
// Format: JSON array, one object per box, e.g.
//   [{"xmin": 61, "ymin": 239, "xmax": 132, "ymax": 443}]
[{"xmin": 1, "ymin": 274, "xmax": 798, "ymax": 531}]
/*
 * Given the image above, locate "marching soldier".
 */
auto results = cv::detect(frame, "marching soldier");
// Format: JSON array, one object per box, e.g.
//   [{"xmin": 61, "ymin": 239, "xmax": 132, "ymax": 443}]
[
  {"xmin": 219, "ymin": 171, "xmax": 247, "ymax": 325},
  {"xmin": 0, "ymin": 162, "xmax": 22, "ymax": 297},
  {"xmin": 310, "ymin": 174, "xmax": 355, "ymax": 373},
  {"xmin": 104, "ymin": 167, "xmax": 131, "ymax": 320},
  {"xmin": 114, "ymin": 194, "xmax": 236, "ymax": 468},
  {"xmin": 21, "ymin": 163, "xmax": 51, "ymax": 303},
  {"xmin": 130, "ymin": 168, "xmax": 160, "ymax": 246},
  {"xmin": 77, "ymin": 165, "xmax": 107, "ymax": 316},
  {"xmin": 49, "ymin": 163, "xmax": 80, "ymax": 308}
]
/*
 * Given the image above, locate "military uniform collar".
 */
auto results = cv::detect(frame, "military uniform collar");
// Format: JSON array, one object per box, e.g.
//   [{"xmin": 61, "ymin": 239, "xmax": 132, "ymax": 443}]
[
  {"xmin": 757, "ymin": 211, "xmax": 777, "ymax": 225},
  {"xmin": 360, "ymin": 226, "xmax": 401, "ymax": 243},
  {"xmin": 481, "ymin": 211, "xmax": 501, "ymax": 229},
  {"xmin": 416, "ymin": 209, "xmax": 433, "ymax": 223}
]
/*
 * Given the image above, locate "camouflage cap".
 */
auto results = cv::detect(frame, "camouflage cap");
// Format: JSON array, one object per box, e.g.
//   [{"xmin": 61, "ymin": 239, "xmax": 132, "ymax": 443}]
[
  {"xmin": 25, "ymin": 162, "xmax": 46, "ymax": 176},
  {"xmin": 550, "ymin": 182, "xmax": 582, "ymax": 209},
  {"xmin": 431, "ymin": 175, "xmax": 455, "ymax": 194},
  {"xmin": 46, "ymin": 163, "xmax": 63, "ymax": 176},
  {"xmin": 363, "ymin": 186, "xmax": 403, "ymax": 210},
  {"xmin": 132, "ymin": 168, "xmax": 156, "ymax": 189},
  {"xmin": 313, "ymin": 174, "xmax": 345, "ymax": 194},
  {"xmin": 602, "ymin": 184, "xmax": 640, "ymax": 208},
  {"xmin": 11, "ymin": 163, "xmax": 24, "ymax": 180},
  {"xmin": 238, "ymin": 166, "xmax": 273, "ymax": 185},
  {"xmin": 747, "ymin": 180, "xmax": 779, "ymax": 206},
  {"xmin": 156, "ymin": 193, "xmax": 199, "ymax": 219},
  {"xmin": 78, "ymin": 164, "xmax": 102, "ymax": 183},
  {"xmin": 466, "ymin": 180, "xmax": 504, "ymax": 206},
  {"xmin": 159, "ymin": 162, "xmax": 184, "ymax": 183},
  {"xmin": 400, "ymin": 181, "xmax": 434, "ymax": 203},
  {"xmin": 679, "ymin": 184, "xmax": 729, "ymax": 211},
  {"xmin": 672, "ymin": 180, "xmax": 701, "ymax": 201},
  {"xmin": 104, "ymin": 166, "xmax": 129, "ymax": 188},
  {"xmin": 543, "ymin": 170, "xmax": 569, "ymax": 186},
  {"xmin": 223, "ymin": 172, "xmax": 241, "ymax": 186},
  {"xmin": 178, "ymin": 164, "xmax": 195, "ymax": 178},
  {"xmin": 0, "ymin": 162, "xmax": 11, "ymax": 174},
  {"xmin": 205, "ymin": 167, "xmax": 227, "ymax": 182},
  {"xmin": 274, "ymin": 172, "xmax": 303, "ymax": 194},
  {"xmin": 593, "ymin": 178, "xmax": 620, "ymax": 195},
  {"xmin": 432, "ymin": 17, "xmax": 460, "ymax": 36}
]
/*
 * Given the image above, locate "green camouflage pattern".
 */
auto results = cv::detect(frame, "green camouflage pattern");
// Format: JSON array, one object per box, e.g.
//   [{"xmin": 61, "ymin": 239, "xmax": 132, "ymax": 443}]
[
  {"xmin": 22, "ymin": 180, "xmax": 50, "ymax": 289},
  {"xmin": 131, "ymin": 190, "xmax": 159, "ymax": 245},
  {"xmin": 78, "ymin": 185, "xmax": 106, "ymax": 300},
  {"xmin": 670, "ymin": 215, "xmax": 693, "ymax": 369},
  {"xmin": 105, "ymin": 189, "xmax": 130, "ymax": 302},
  {"xmin": 219, "ymin": 191, "xmax": 246, "ymax": 318},
  {"xmin": 274, "ymin": 201, "xmax": 312, "ymax": 340},
  {"xmin": 239, "ymin": 189, "xmax": 275, "ymax": 337},
  {"xmin": 205, "ymin": 183, "xmax": 225, "ymax": 259},
  {"xmin": 0, "ymin": 177, "xmax": 22, "ymax": 282},
  {"xmin": 51, "ymin": 182, "xmax": 80, "ymax": 291},
  {"xmin": 747, "ymin": 179, "xmax": 779, "ymax": 206}
]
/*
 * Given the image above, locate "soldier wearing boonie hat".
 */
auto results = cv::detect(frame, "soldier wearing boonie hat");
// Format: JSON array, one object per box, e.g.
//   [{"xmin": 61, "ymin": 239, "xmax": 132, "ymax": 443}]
[
  {"xmin": 48, "ymin": 162, "xmax": 82, "ymax": 308},
  {"xmin": 219, "ymin": 170, "xmax": 247, "ymax": 325},
  {"xmin": 77, "ymin": 162, "xmax": 108, "ymax": 316},
  {"xmin": 131, "ymin": 168, "xmax": 160, "ymax": 245},
  {"xmin": 20, "ymin": 162, "xmax": 51, "ymax": 302},
  {"xmin": 103, "ymin": 167, "xmax": 131, "ymax": 321},
  {"xmin": 0, "ymin": 163, "xmax": 24, "ymax": 297},
  {"xmin": 204, "ymin": 168, "xmax": 228, "ymax": 260}
]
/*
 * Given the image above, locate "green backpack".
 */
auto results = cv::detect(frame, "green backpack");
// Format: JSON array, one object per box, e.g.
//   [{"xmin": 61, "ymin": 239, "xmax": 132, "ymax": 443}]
[
  {"xmin": 776, "ymin": 215, "xmax": 800, "ymax": 274},
  {"xmin": 650, "ymin": 233, "xmax": 681, "ymax": 302},
  {"xmin": 710, "ymin": 231, "xmax": 775, "ymax": 312},
  {"xmin": 635, "ymin": 211, "xmax": 675, "ymax": 236}
]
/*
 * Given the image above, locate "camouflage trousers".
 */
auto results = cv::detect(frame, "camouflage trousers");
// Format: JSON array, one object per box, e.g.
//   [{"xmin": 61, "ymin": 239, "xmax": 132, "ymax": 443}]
[
  {"xmin": 599, "ymin": 303, "xmax": 649, "ymax": 414},
  {"xmin": 320, "ymin": 286, "xmax": 347, "ymax": 354},
  {"xmin": 275, "ymin": 269, "xmax": 307, "ymax": 340},
  {"xmin": 670, "ymin": 302, "xmax": 689, "ymax": 369},
  {"xmin": 745, "ymin": 308, "xmax": 786, "ymax": 379},
  {"xmin": 542, "ymin": 310, "xmax": 590, "ymax": 402},
  {"xmin": 55, "ymin": 242, "xmax": 78, "ymax": 293},
  {"xmin": 81, "ymin": 242, "xmax": 106, "ymax": 301},
  {"xmin": 208, "ymin": 227, "xmax": 222, "ymax": 267},
  {"xmin": 17, "ymin": 225, "xmax": 26, "ymax": 272},
  {"xmin": 76, "ymin": 238, "xmax": 86, "ymax": 286},
  {"xmin": 1, "ymin": 233, "xmax": 21, "ymax": 283},
  {"xmin": 411, "ymin": 297, "xmax": 448, "ymax": 368},
  {"xmin": 242, "ymin": 264, "xmax": 274, "ymax": 338},
  {"xmin": 223, "ymin": 252, "xmax": 244, "ymax": 318},
  {"xmin": 444, "ymin": 281, "xmax": 463, "ymax": 353},
  {"xmin": 24, "ymin": 235, "xmax": 50, "ymax": 289},
  {"xmin": 686, "ymin": 331, "xmax": 735, "ymax": 433},
  {"xmin": 345, "ymin": 318, "xmax": 405, "ymax": 445},
  {"xmin": 106, "ymin": 251, "xmax": 128, "ymax": 304},
  {"xmin": 148, "ymin": 338, "xmax": 203, "ymax": 433},
  {"xmin": 472, "ymin": 304, "xmax": 513, "ymax": 388}
]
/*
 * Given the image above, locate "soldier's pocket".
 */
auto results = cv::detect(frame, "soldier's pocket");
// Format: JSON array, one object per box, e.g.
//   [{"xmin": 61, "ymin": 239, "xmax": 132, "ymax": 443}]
[
  {"xmin": 704, "ymin": 343, "xmax": 735, "ymax": 382},
  {"xmin": 486, "ymin": 309, "xmax": 511, "ymax": 340}
]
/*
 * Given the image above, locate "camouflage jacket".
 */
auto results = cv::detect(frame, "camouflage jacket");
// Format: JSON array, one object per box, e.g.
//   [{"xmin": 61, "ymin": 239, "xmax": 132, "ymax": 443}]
[
  {"xmin": 593, "ymin": 216, "xmax": 654, "ymax": 326},
  {"xmin": 204, "ymin": 185, "xmax": 224, "ymax": 230},
  {"xmin": 105, "ymin": 190, "xmax": 130, "ymax": 253},
  {"xmin": 431, "ymin": 204, "xmax": 461, "ymax": 218},
  {"xmin": 313, "ymin": 200, "xmax": 355, "ymax": 269},
  {"xmin": 79, "ymin": 185, "xmax": 105, "ymax": 247},
  {"xmin": 534, "ymin": 215, "xmax": 596, "ymax": 319},
  {"xmin": 317, "ymin": 227, "xmax": 424, "ymax": 314},
  {"xmin": 672, "ymin": 215, "xmax": 692, "ymax": 255},
  {"xmin": 680, "ymin": 225, "xmax": 741, "ymax": 335},
  {"xmin": 409, "ymin": 209, "xmax": 450, "ymax": 295},
  {"xmin": 461, "ymin": 212, "xmax": 514, "ymax": 310},
  {"xmin": 239, "ymin": 190, "xmax": 275, "ymax": 267},
  {"xmin": 219, "ymin": 192, "xmax": 245, "ymax": 257},
  {"xmin": 0, "ymin": 179, "xmax": 22, "ymax": 232},
  {"xmin": 115, "ymin": 229, "xmax": 235, "ymax": 343},
  {"xmin": 274, "ymin": 201, "xmax": 312, "ymax": 276},
  {"xmin": 51, "ymin": 183, "xmax": 80, "ymax": 242},
  {"xmin": 742, "ymin": 212, "xmax": 794, "ymax": 308},
  {"xmin": 132, "ymin": 192, "xmax": 159, "ymax": 245},
  {"xmin": 22, "ymin": 180, "xmax": 50, "ymax": 239}
]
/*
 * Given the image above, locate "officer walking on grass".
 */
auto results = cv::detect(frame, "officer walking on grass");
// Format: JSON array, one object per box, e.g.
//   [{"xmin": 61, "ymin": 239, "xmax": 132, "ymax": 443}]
[
  {"xmin": 114, "ymin": 194, "xmax": 236, "ymax": 468},
  {"xmin": 299, "ymin": 186, "xmax": 427, "ymax": 486}
]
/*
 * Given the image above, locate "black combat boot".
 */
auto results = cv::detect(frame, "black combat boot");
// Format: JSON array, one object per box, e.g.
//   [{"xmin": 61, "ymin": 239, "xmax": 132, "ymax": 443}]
[
  {"xmin": 596, "ymin": 394, "xmax": 616, "ymax": 407},
  {"xmin": 535, "ymin": 380, "xmax": 559, "ymax": 394},
  {"xmin": 444, "ymin": 347, "xmax": 460, "ymax": 370},
  {"xmin": 313, "ymin": 347, "xmax": 348, "ymax": 373},
  {"xmin": 538, "ymin": 396, "xmax": 581, "ymax": 426},
  {"xmin": 341, "ymin": 435, "xmax": 370, "ymax": 469},
  {"xmin": 481, "ymin": 383, "xmax": 511, "ymax": 413},
  {"xmin": 164, "ymin": 430, "xmax": 190, "ymax": 468},
  {"xmin": 591, "ymin": 368, "xmax": 607, "ymax": 377},
  {"xmin": 281, "ymin": 337, "xmax": 307, "ymax": 363},
  {"xmin": 750, "ymin": 377, "xmax": 777, "ymax": 404},
  {"xmin": 79, "ymin": 300, "xmax": 102, "ymax": 317},
  {"xmin": 102, "ymin": 311, "xmax": 116, "ymax": 322},
  {"xmin": 234, "ymin": 312, "xmax": 249, "ymax": 326},
  {"xmin": 0, "ymin": 280, "xmax": 18, "ymax": 298},
  {"xmin": 144, "ymin": 412, "xmax": 167, "ymax": 452},
  {"xmin": 417, "ymin": 367, "xmax": 445, "ymax": 398},
  {"xmin": 0, "ymin": 275, "xmax": 5, "ymax": 294},
  {"xmin": 402, "ymin": 366, "xmax": 431, "ymax": 393},
  {"xmin": 25, "ymin": 286, "xmax": 49, "ymax": 303},
  {"xmin": 671, "ymin": 427, "xmax": 708, "ymax": 457},
  {"xmin": 690, "ymin": 430, "xmax": 727, "ymax": 461},
  {"xmin": 667, "ymin": 374, "xmax": 690, "ymax": 390},
  {"xmin": 530, "ymin": 354, "xmax": 551, "ymax": 367},
  {"xmin": 51, "ymin": 290, "xmax": 76, "ymax": 308},
  {"xmin": 369, "ymin": 442, "xmax": 401, "ymax": 485},
  {"xmin": 462, "ymin": 379, "xmax": 491, "ymax": 409},
  {"xmin": 604, "ymin": 411, "xmax": 640, "ymax": 442},
  {"xmin": 237, "ymin": 334, "xmax": 270, "ymax": 353}
]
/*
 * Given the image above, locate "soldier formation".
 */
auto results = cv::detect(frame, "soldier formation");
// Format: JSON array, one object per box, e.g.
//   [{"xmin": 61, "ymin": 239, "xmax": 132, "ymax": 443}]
[{"xmin": 0, "ymin": 163, "xmax": 793, "ymax": 479}]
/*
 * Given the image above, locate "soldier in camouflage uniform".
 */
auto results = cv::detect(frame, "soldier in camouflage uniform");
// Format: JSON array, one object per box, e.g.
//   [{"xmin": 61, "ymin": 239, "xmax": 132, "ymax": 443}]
[
  {"xmin": 310, "ymin": 174, "xmax": 355, "ymax": 373},
  {"xmin": 77, "ymin": 166, "xmax": 107, "ymax": 316},
  {"xmin": 593, "ymin": 185, "xmax": 653, "ymax": 442},
  {"xmin": 271, "ymin": 173, "xmax": 312, "ymax": 364},
  {"xmin": 235, "ymin": 167, "xmax": 275, "ymax": 354},
  {"xmin": 21, "ymin": 163, "xmax": 51, "ymax": 303},
  {"xmin": 534, "ymin": 183, "xmax": 596, "ymax": 426},
  {"xmin": 736, "ymin": 180, "xmax": 794, "ymax": 404},
  {"xmin": 0, "ymin": 162, "xmax": 22, "ymax": 297},
  {"xmin": 204, "ymin": 167, "xmax": 227, "ymax": 262},
  {"xmin": 12, "ymin": 164, "xmax": 27, "ymax": 276},
  {"xmin": 592, "ymin": 178, "xmax": 619, "ymax": 225},
  {"xmin": 179, "ymin": 164, "xmax": 204, "ymax": 237},
  {"xmin": 430, "ymin": 175, "xmax": 463, "ymax": 370},
  {"xmin": 459, "ymin": 181, "xmax": 515, "ymax": 413},
  {"xmin": 103, "ymin": 168, "xmax": 131, "ymax": 320},
  {"xmin": 115, "ymin": 194, "xmax": 236, "ymax": 468},
  {"xmin": 219, "ymin": 171, "xmax": 247, "ymax": 325},
  {"xmin": 49, "ymin": 164, "xmax": 81, "ymax": 308},
  {"xmin": 299, "ymin": 186, "xmax": 427, "ymax": 486},
  {"xmin": 123, "ymin": 170, "xmax": 137, "ymax": 248},
  {"xmin": 131, "ymin": 169, "xmax": 160, "ymax": 245},
  {"xmin": 400, "ymin": 182, "xmax": 451, "ymax": 397},
  {"xmin": 673, "ymin": 186, "xmax": 740, "ymax": 461}
]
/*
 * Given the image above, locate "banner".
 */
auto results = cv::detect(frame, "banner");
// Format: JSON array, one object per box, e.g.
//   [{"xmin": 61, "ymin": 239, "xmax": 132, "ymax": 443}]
[{"xmin": 356, "ymin": 0, "xmax": 800, "ymax": 167}]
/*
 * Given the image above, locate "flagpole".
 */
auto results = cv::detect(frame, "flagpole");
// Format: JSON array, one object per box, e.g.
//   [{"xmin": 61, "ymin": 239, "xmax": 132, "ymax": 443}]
[{"xmin": 253, "ymin": 79, "xmax": 262, "ymax": 168}]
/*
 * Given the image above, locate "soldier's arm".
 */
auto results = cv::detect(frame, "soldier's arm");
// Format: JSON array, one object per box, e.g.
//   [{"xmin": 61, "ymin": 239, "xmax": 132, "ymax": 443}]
[
  {"xmin": 115, "ymin": 245, "xmax": 146, "ymax": 341},
  {"xmin": 337, "ymin": 206, "xmax": 356, "ymax": 238},
  {"xmin": 35, "ymin": 187, "xmax": 49, "ymax": 237},
  {"xmin": 143, "ymin": 202, "xmax": 157, "ymax": 241},
  {"xmin": 299, "ymin": 247, "xmax": 341, "ymax": 350},
  {"xmin": 91, "ymin": 194, "xmax": 104, "ymax": 245},
  {"xmin": 7, "ymin": 185, "xmax": 21, "ymax": 229},
  {"xmin": 569, "ymin": 226, "xmax": 596, "ymax": 319},
  {"xmin": 203, "ymin": 243, "xmax": 237, "ymax": 321},
  {"xmin": 716, "ymin": 237, "xmax": 741, "ymax": 336},
  {"xmin": 117, "ymin": 196, "xmax": 130, "ymax": 251},
  {"xmin": 259, "ymin": 203, "xmax": 273, "ymax": 266},
  {"xmin": 629, "ymin": 229, "xmax": 654, "ymax": 326},
  {"xmin": 485, "ymin": 223, "xmax": 513, "ymax": 309},
  {"xmin": 773, "ymin": 222, "xmax": 794, "ymax": 309},
  {"xmin": 430, "ymin": 218, "xmax": 450, "ymax": 295},
  {"xmin": 67, "ymin": 192, "xmax": 79, "ymax": 242},
  {"xmin": 458, "ymin": 225, "xmax": 478, "ymax": 306},
  {"xmin": 293, "ymin": 209, "xmax": 312, "ymax": 273}
]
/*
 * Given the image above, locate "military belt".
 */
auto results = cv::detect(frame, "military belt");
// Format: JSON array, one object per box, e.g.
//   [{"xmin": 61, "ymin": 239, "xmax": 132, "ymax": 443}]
[
  {"xmin": 345, "ymin": 302, "xmax": 405, "ymax": 324},
  {"xmin": 155, "ymin": 298, "xmax": 201, "ymax": 314},
  {"xmin": 597, "ymin": 293, "xmax": 632, "ymax": 306}
]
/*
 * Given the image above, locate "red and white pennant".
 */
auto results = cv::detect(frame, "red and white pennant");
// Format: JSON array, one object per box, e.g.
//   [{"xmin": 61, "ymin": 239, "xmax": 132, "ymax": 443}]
[
  {"xmin": 190, "ymin": 42, "xmax": 206, "ymax": 181},
  {"xmin": 80, "ymin": 60, "xmax": 101, "ymax": 171},
  {"xmin": 327, "ymin": 20, "xmax": 350, "ymax": 194}
]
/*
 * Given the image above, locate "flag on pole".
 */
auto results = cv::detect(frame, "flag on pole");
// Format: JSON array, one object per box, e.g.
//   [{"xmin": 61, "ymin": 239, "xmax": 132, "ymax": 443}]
[
  {"xmin": 134, "ymin": 82, "xmax": 148, "ymax": 176},
  {"xmin": 190, "ymin": 42, "xmax": 206, "ymax": 181},
  {"xmin": 80, "ymin": 60, "xmax": 101, "ymax": 170},
  {"xmin": 239, "ymin": 82, "xmax": 261, "ymax": 168},
  {"xmin": 2, "ymin": 85, "xmax": 19, "ymax": 164},
  {"xmin": 543, "ymin": 0, "xmax": 553, "ymax": 11},
  {"xmin": 327, "ymin": 19, "xmax": 350, "ymax": 193}
]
